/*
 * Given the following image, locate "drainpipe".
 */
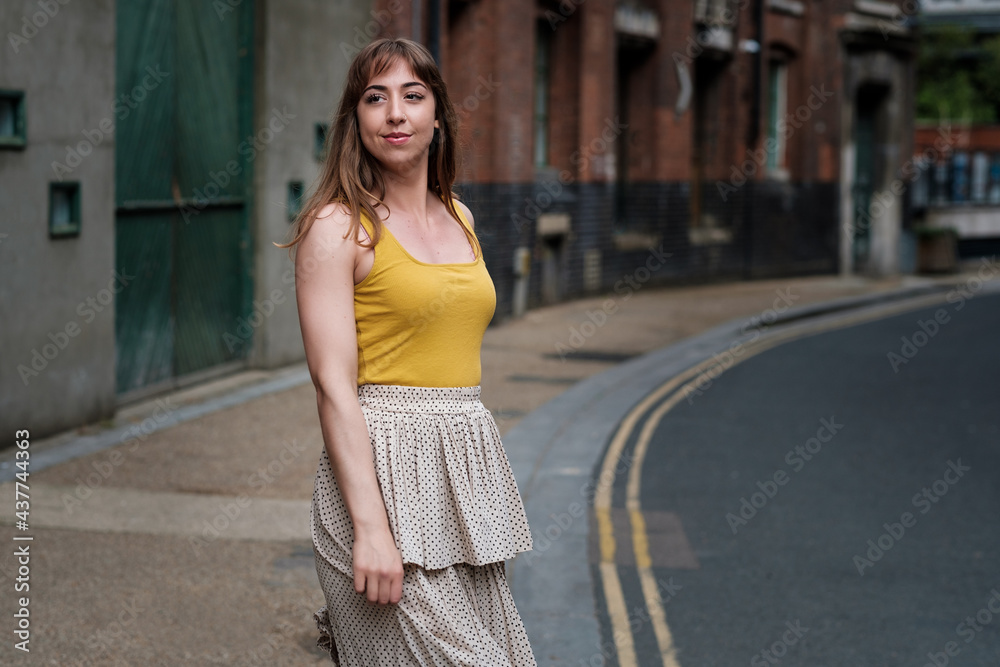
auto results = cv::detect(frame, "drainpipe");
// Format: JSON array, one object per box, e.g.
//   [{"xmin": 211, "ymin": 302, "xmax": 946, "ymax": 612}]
[
  {"xmin": 428, "ymin": 0, "xmax": 441, "ymax": 64},
  {"xmin": 742, "ymin": 0, "xmax": 765, "ymax": 278},
  {"xmin": 748, "ymin": 0, "xmax": 764, "ymax": 151}
]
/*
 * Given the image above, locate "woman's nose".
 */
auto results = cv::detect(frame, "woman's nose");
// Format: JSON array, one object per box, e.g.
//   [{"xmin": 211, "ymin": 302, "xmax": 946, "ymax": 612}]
[{"xmin": 387, "ymin": 97, "xmax": 405, "ymax": 124}]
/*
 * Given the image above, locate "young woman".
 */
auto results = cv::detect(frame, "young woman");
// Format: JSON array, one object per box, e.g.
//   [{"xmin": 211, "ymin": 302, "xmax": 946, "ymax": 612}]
[{"xmin": 278, "ymin": 38, "xmax": 536, "ymax": 665}]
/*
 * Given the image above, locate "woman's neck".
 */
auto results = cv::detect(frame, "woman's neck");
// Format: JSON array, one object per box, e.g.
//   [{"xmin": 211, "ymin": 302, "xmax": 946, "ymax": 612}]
[{"xmin": 380, "ymin": 164, "xmax": 438, "ymax": 228}]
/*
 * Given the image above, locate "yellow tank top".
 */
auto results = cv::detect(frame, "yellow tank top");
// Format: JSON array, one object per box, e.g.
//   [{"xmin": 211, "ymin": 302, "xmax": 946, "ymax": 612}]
[{"xmin": 354, "ymin": 203, "xmax": 496, "ymax": 387}]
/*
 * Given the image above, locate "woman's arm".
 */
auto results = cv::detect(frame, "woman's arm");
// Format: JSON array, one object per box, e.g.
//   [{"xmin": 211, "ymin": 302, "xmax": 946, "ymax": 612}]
[{"xmin": 295, "ymin": 204, "xmax": 403, "ymax": 605}]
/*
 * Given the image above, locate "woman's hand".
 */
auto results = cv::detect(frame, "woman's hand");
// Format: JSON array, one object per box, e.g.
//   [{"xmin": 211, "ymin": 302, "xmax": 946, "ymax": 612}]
[{"xmin": 352, "ymin": 526, "xmax": 404, "ymax": 605}]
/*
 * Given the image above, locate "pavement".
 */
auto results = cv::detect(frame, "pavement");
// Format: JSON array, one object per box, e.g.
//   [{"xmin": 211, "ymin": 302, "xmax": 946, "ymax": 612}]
[{"xmin": 0, "ymin": 266, "xmax": 992, "ymax": 666}]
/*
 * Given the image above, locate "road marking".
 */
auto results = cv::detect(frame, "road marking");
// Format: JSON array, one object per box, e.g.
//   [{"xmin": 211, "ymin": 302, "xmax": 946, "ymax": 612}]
[
  {"xmin": 595, "ymin": 292, "xmax": 951, "ymax": 666},
  {"xmin": 594, "ymin": 357, "xmax": 716, "ymax": 667},
  {"xmin": 622, "ymin": 333, "xmax": 804, "ymax": 666},
  {"xmin": 600, "ymin": 561, "xmax": 638, "ymax": 666}
]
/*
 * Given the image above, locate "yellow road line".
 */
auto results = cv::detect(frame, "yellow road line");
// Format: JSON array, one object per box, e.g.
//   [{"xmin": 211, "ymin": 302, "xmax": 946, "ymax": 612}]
[
  {"xmin": 597, "ymin": 293, "xmax": 948, "ymax": 667},
  {"xmin": 624, "ymin": 331, "xmax": 800, "ymax": 510},
  {"xmin": 593, "ymin": 356, "xmax": 724, "ymax": 667},
  {"xmin": 624, "ymin": 333, "xmax": 801, "ymax": 667},
  {"xmin": 596, "ymin": 506, "xmax": 615, "ymax": 563},
  {"xmin": 637, "ymin": 551, "xmax": 679, "ymax": 666},
  {"xmin": 595, "ymin": 362, "xmax": 710, "ymax": 565},
  {"xmin": 600, "ymin": 561, "xmax": 638, "ymax": 666}
]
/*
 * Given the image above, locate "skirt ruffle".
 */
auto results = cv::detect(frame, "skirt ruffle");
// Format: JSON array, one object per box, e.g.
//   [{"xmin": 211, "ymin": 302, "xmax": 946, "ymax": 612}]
[
  {"xmin": 313, "ymin": 604, "xmax": 339, "ymax": 665},
  {"xmin": 312, "ymin": 384, "xmax": 532, "ymax": 573},
  {"xmin": 312, "ymin": 556, "xmax": 536, "ymax": 666}
]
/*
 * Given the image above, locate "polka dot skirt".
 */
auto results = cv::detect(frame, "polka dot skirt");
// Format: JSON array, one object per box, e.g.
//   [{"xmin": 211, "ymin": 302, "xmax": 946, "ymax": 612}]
[{"xmin": 310, "ymin": 384, "xmax": 536, "ymax": 665}]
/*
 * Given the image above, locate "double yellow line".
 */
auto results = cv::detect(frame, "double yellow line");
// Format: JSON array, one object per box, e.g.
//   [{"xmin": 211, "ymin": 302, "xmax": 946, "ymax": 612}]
[{"xmin": 592, "ymin": 293, "xmax": 946, "ymax": 666}]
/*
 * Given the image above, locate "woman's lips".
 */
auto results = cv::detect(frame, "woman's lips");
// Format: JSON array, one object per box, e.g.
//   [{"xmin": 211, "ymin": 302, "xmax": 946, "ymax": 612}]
[{"xmin": 384, "ymin": 133, "xmax": 411, "ymax": 146}]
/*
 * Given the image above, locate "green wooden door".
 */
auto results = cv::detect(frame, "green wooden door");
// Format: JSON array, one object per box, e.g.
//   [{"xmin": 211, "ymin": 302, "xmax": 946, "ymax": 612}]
[
  {"xmin": 115, "ymin": 0, "xmax": 254, "ymax": 394},
  {"xmin": 852, "ymin": 90, "xmax": 880, "ymax": 272}
]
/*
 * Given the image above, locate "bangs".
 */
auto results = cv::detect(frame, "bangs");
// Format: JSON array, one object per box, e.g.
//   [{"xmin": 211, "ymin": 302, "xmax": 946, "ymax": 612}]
[{"xmin": 359, "ymin": 41, "xmax": 439, "ymax": 96}]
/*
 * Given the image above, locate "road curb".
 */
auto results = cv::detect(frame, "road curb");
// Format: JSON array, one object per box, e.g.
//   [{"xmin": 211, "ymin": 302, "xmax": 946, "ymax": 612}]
[{"xmin": 762, "ymin": 282, "xmax": 955, "ymax": 330}]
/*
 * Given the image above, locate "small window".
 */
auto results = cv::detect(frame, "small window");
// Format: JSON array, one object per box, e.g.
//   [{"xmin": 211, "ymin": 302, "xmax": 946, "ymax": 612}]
[
  {"xmin": 314, "ymin": 123, "xmax": 329, "ymax": 162},
  {"xmin": 766, "ymin": 60, "xmax": 787, "ymax": 173},
  {"xmin": 533, "ymin": 22, "xmax": 552, "ymax": 168},
  {"xmin": 287, "ymin": 181, "xmax": 304, "ymax": 222},
  {"xmin": 0, "ymin": 90, "xmax": 26, "ymax": 148},
  {"xmin": 49, "ymin": 182, "xmax": 81, "ymax": 238}
]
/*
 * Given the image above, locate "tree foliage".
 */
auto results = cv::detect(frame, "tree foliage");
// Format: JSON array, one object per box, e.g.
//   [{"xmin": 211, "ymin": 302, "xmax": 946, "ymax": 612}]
[{"xmin": 916, "ymin": 25, "xmax": 1000, "ymax": 123}]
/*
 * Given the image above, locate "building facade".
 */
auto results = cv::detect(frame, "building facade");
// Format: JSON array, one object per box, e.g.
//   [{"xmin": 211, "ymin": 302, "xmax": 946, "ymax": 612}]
[
  {"xmin": 0, "ymin": 0, "xmax": 371, "ymax": 436},
  {"xmin": 1, "ymin": 0, "xmax": 916, "ymax": 438},
  {"xmin": 910, "ymin": 124, "xmax": 1000, "ymax": 260},
  {"xmin": 374, "ymin": 0, "xmax": 917, "ymax": 316},
  {"xmin": 909, "ymin": 0, "xmax": 1000, "ymax": 258}
]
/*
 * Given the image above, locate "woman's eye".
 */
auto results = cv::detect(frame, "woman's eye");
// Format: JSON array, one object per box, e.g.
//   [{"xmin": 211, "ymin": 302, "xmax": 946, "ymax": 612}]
[
  {"xmin": 405, "ymin": 93, "xmax": 424, "ymax": 101},
  {"xmin": 366, "ymin": 94, "xmax": 383, "ymax": 103}
]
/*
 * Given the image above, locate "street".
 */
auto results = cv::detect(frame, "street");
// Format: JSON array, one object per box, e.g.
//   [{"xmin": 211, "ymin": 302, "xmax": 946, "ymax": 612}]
[{"xmin": 594, "ymin": 292, "xmax": 1000, "ymax": 666}]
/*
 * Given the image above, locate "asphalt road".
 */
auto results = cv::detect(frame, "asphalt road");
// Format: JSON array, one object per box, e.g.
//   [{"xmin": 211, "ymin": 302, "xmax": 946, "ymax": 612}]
[{"xmin": 604, "ymin": 293, "xmax": 1000, "ymax": 666}]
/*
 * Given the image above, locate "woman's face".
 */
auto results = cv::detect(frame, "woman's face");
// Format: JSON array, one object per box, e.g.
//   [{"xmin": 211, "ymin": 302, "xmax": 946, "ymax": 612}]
[{"xmin": 356, "ymin": 58, "xmax": 438, "ymax": 176}]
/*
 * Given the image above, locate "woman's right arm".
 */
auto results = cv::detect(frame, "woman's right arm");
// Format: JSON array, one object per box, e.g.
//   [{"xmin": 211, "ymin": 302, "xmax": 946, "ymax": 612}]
[{"xmin": 294, "ymin": 204, "xmax": 403, "ymax": 606}]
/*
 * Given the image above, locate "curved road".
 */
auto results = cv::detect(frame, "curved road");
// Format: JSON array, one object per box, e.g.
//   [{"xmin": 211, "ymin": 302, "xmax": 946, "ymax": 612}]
[{"xmin": 596, "ymin": 292, "xmax": 1000, "ymax": 666}]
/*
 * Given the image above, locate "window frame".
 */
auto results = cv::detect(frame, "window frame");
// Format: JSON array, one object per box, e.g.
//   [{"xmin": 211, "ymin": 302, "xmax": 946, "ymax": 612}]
[
  {"xmin": 49, "ymin": 181, "xmax": 81, "ymax": 238},
  {"xmin": 533, "ymin": 20, "xmax": 552, "ymax": 169},
  {"xmin": 287, "ymin": 180, "xmax": 304, "ymax": 222},
  {"xmin": 0, "ymin": 89, "xmax": 27, "ymax": 149},
  {"xmin": 314, "ymin": 122, "xmax": 329, "ymax": 162},
  {"xmin": 765, "ymin": 58, "xmax": 789, "ymax": 179}
]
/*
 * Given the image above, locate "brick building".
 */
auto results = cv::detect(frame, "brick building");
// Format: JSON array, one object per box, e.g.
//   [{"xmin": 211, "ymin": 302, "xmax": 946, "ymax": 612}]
[
  {"xmin": 0, "ymin": 0, "xmax": 916, "ymax": 437},
  {"xmin": 374, "ymin": 0, "xmax": 917, "ymax": 316}
]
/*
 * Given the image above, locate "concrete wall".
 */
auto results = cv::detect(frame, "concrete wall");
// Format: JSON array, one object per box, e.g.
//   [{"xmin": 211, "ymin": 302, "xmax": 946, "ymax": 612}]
[
  {"xmin": 250, "ymin": 0, "xmax": 374, "ymax": 369},
  {"xmin": 0, "ymin": 0, "xmax": 117, "ymax": 438}
]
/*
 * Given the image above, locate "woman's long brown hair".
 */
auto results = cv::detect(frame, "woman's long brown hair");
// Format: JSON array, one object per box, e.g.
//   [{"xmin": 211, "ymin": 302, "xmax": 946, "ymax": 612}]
[{"xmin": 276, "ymin": 38, "xmax": 475, "ymax": 256}]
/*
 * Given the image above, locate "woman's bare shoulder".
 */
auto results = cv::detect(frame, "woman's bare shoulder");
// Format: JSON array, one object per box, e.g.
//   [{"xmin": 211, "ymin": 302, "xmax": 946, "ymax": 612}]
[
  {"xmin": 316, "ymin": 201, "xmax": 351, "ymax": 222},
  {"xmin": 304, "ymin": 202, "xmax": 369, "ymax": 248},
  {"xmin": 453, "ymin": 199, "xmax": 475, "ymax": 230}
]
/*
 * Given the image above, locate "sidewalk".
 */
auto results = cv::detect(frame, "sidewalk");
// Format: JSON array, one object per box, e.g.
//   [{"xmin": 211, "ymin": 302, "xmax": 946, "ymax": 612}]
[{"xmin": 0, "ymin": 271, "xmax": 972, "ymax": 665}]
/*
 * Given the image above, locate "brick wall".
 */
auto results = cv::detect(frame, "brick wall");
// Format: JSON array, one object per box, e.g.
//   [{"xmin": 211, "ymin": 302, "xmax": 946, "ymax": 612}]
[{"xmin": 363, "ymin": 0, "xmax": 913, "ymax": 317}]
